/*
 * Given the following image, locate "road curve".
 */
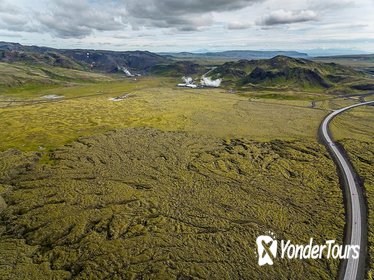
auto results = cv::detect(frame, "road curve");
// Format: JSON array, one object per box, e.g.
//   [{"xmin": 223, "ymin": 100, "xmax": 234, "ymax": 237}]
[{"xmin": 320, "ymin": 101, "xmax": 374, "ymax": 280}]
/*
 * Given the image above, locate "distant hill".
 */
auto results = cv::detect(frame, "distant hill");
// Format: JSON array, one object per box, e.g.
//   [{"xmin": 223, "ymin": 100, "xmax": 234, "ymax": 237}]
[
  {"xmin": 314, "ymin": 54, "xmax": 374, "ymax": 60},
  {"xmin": 312, "ymin": 54, "xmax": 374, "ymax": 76},
  {"xmin": 207, "ymin": 55, "xmax": 365, "ymax": 90},
  {"xmin": 160, "ymin": 50, "xmax": 309, "ymax": 60},
  {"xmin": 0, "ymin": 42, "xmax": 169, "ymax": 74}
]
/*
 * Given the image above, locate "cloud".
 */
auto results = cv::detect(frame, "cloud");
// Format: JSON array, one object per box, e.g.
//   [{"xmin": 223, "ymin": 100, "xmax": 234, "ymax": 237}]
[
  {"xmin": 124, "ymin": 0, "xmax": 262, "ymax": 30},
  {"xmin": 0, "ymin": 32, "xmax": 22, "ymax": 38},
  {"xmin": 0, "ymin": 0, "xmax": 20, "ymax": 14},
  {"xmin": 227, "ymin": 22, "xmax": 252, "ymax": 30},
  {"xmin": 0, "ymin": 0, "xmax": 372, "ymax": 54},
  {"xmin": 258, "ymin": 9, "xmax": 318, "ymax": 26},
  {"xmin": 125, "ymin": 0, "xmax": 260, "ymax": 16},
  {"xmin": 307, "ymin": 0, "xmax": 354, "ymax": 11},
  {"xmin": 0, "ymin": 0, "xmax": 36, "ymax": 32},
  {"xmin": 0, "ymin": 0, "xmax": 263, "ymax": 38},
  {"xmin": 35, "ymin": 0, "xmax": 126, "ymax": 38}
]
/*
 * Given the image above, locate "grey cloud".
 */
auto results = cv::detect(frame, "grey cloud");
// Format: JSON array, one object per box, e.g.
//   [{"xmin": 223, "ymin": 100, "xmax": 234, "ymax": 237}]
[
  {"xmin": 36, "ymin": 0, "xmax": 126, "ymax": 38},
  {"xmin": 125, "ymin": 0, "xmax": 260, "ymax": 16},
  {"xmin": 258, "ymin": 9, "xmax": 318, "ymax": 26},
  {"xmin": 124, "ymin": 0, "xmax": 262, "ymax": 30},
  {"xmin": 227, "ymin": 22, "xmax": 252, "ymax": 30},
  {"xmin": 0, "ymin": 1, "xmax": 38, "ymax": 32},
  {"xmin": 1, "ymin": 0, "xmax": 263, "ymax": 38},
  {"xmin": 0, "ymin": 14, "xmax": 29, "ymax": 26},
  {"xmin": 178, "ymin": 26, "xmax": 199, "ymax": 32}
]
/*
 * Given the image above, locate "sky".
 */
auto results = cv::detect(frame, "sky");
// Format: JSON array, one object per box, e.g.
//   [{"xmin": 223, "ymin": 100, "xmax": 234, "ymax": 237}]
[{"xmin": 0, "ymin": 0, "xmax": 373, "ymax": 53}]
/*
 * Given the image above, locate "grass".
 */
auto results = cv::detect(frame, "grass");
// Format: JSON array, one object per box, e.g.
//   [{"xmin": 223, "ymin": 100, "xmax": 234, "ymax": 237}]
[
  {"xmin": 331, "ymin": 105, "xmax": 374, "ymax": 143},
  {"xmin": 0, "ymin": 78, "xmax": 329, "ymax": 152},
  {"xmin": 0, "ymin": 62, "xmax": 114, "ymax": 89}
]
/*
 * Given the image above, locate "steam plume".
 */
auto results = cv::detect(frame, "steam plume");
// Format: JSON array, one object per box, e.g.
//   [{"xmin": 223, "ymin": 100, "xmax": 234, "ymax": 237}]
[{"xmin": 201, "ymin": 77, "xmax": 222, "ymax": 87}]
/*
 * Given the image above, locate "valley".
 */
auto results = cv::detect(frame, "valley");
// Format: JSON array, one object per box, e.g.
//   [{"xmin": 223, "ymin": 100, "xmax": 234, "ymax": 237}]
[{"xmin": 0, "ymin": 42, "xmax": 373, "ymax": 280}]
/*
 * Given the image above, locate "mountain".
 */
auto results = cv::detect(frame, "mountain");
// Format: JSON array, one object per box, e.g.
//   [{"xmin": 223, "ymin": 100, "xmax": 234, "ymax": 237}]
[
  {"xmin": 304, "ymin": 48, "xmax": 370, "ymax": 57},
  {"xmin": 0, "ymin": 42, "xmax": 84, "ymax": 70},
  {"xmin": 1, "ymin": 42, "xmax": 371, "ymax": 91},
  {"xmin": 207, "ymin": 55, "xmax": 365, "ymax": 90},
  {"xmin": 58, "ymin": 49, "xmax": 168, "ymax": 73},
  {"xmin": 0, "ymin": 42, "xmax": 169, "ymax": 74},
  {"xmin": 160, "ymin": 50, "xmax": 309, "ymax": 60},
  {"xmin": 147, "ymin": 61, "xmax": 206, "ymax": 76}
]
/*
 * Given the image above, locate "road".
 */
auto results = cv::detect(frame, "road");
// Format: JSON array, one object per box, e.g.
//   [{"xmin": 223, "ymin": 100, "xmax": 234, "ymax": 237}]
[{"xmin": 320, "ymin": 101, "xmax": 374, "ymax": 280}]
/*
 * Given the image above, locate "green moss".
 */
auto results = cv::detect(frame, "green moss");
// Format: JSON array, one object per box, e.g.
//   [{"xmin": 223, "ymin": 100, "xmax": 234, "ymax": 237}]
[
  {"xmin": 0, "ymin": 77, "xmax": 329, "ymax": 152},
  {"xmin": 0, "ymin": 128, "xmax": 344, "ymax": 279}
]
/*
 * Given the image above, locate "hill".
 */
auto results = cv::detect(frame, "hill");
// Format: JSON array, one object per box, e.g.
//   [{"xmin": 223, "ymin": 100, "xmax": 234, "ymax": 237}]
[
  {"xmin": 0, "ymin": 42, "xmax": 169, "ymax": 74},
  {"xmin": 312, "ymin": 54, "xmax": 374, "ymax": 75},
  {"xmin": 160, "ymin": 50, "xmax": 309, "ymax": 61},
  {"xmin": 1, "ymin": 42, "xmax": 372, "ymax": 92},
  {"xmin": 59, "ymin": 49, "xmax": 167, "ymax": 74},
  {"xmin": 0, "ymin": 62, "xmax": 113, "ymax": 88},
  {"xmin": 147, "ymin": 61, "xmax": 206, "ymax": 77},
  {"xmin": 207, "ymin": 55, "xmax": 367, "ymax": 90}
]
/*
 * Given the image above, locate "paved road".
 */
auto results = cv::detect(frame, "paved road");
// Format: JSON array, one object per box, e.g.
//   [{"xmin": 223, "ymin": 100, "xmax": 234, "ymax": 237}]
[{"xmin": 320, "ymin": 101, "xmax": 374, "ymax": 280}]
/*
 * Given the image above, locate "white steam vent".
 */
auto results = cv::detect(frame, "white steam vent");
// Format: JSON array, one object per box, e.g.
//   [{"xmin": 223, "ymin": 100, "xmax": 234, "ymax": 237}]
[
  {"xmin": 182, "ymin": 76, "xmax": 193, "ymax": 85},
  {"xmin": 178, "ymin": 76, "xmax": 197, "ymax": 88},
  {"xmin": 200, "ymin": 77, "xmax": 222, "ymax": 87},
  {"xmin": 117, "ymin": 65, "xmax": 134, "ymax": 77}
]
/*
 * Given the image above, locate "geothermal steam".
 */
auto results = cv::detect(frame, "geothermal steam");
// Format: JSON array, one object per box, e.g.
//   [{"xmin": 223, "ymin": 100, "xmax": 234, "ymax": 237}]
[
  {"xmin": 182, "ymin": 76, "xmax": 194, "ymax": 85},
  {"xmin": 201, "ymin": 77, "xmax": 222, "ymax": 87},
  {"xmin": 178, "ymin": 75, "xmax": 222, "ymax": 88}
]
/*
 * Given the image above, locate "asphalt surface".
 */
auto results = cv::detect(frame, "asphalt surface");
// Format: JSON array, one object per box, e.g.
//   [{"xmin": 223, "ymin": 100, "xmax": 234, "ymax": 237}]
[{"xmin": 320, "ymin": 101, "xmax": 374, "ymax": 280}]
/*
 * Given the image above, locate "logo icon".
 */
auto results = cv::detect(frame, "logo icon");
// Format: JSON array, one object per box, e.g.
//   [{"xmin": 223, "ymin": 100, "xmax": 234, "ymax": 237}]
[{"xmin": 256, "ymin": 235, "xmax": 277, "ymax": 266}]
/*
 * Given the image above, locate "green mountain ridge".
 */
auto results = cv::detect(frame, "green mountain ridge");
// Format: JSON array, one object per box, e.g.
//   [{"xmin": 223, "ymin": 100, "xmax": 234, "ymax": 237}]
[
  {"xmin": 208, "ymin": 56, "xmax": 367, "ymax": 90},
  {"xmin": 147, "ymin": 61, "xmax": 206, "ymax": 77},
  {"xmin": 0, "ymin": 49, "xmax": 84, "ymax": 70}
]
